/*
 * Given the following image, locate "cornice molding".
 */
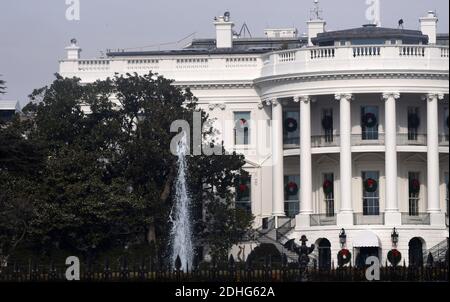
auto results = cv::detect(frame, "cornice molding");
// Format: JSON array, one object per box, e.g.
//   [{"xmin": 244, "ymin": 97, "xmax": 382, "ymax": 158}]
[{"xmin": 254, "ymin": 71, "xmax": 449, "ymax": 87}]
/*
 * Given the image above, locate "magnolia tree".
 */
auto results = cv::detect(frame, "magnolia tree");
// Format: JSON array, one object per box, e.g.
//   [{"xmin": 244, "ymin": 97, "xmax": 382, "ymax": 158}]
[{"xmin": 0, "ymin": 73, "xmax": 253, "ymax": 263}]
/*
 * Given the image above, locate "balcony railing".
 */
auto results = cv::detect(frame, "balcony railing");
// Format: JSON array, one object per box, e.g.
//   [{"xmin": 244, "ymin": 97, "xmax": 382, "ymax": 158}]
[
  {"xmin": 439, "ymin": 135, "xmax": 449, "ymax": 147},
  {"xmin": 351, "ymin": 134, "xmax": 385, "ymax": 146},
  {"xmin": 354, "ymin": 213, "xmax": 385, "ymax": 225},
  {"xmin": 311, "ymin": 135, "xmax": 340, "ymax": 148},
  {"xmin": 397, "ymin": 133, "xmax": 427, "ymax": 146},
  {"xmin": 401, "ymin": 213, "xmax": 430, "ymax": 225},
  {"xmin": 282, "ymin": 133, "xmax": 447, "ymax": 149},
  {"xmin": 310, "ymin": 214, "xmax": 337, "ymax": 226},
  {"xmin": 260, "ymin": 45, "xmax": 449, "ymax": 79}
]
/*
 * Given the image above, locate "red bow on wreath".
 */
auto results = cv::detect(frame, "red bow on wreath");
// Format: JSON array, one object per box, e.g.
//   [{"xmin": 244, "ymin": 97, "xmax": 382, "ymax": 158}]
[
  {"xmin": 364, "ymin": 178, "xmax": 378, "ymax": 192},
  {"xmin": 323, "ymin": 180, "xmax": 333, "ymax": 194},
  {"xmin": 410, "ymin": 179, "xmax": 420, "ymax": 194},
  {"xmin": 286, "ymin": 182, "xmax": 299, "ymax": 195},
  {"xmin": 239, "ymin": 118, "xmax": 247, "ymax": 126},
  {"xmin": 239, "ymin": 184, "xmax": 248, "ymax": 193}
]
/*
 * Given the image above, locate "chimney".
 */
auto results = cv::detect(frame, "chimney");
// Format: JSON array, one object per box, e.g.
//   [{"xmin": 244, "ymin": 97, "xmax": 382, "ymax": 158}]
[
  {"xmin": 214, "ymin": 12, "xmax": 234, "ymax": 48},
  {"xmin": 307, "ymin": 19, "xmax": 326, "ymax": 46},
  {"xmin": 66, "ymin": 38, "xmax": 81, "ymax": 60},
  {"xmin": 420, "ymin": 11, "xmax": 438, "ymax": 44}
]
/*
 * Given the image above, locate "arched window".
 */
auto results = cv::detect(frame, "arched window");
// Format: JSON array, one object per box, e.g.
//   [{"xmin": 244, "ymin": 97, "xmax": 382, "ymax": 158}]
[
  {"xmin": 318, "ymin": 238, "xmax": 332, "ymax": 271},
  {"xmin": 409, "ymin": 237, "xmax": 424, "ymax": 267}
]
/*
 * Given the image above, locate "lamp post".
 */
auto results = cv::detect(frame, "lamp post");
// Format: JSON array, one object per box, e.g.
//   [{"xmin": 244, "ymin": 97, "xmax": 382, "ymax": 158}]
[
  {"xmin": 391, "ymin": 227, "xmax": 399, "ymax": 247},
  {"xmin": 339, "ymin": 228, "xmax": 347, "ymax": 248}
]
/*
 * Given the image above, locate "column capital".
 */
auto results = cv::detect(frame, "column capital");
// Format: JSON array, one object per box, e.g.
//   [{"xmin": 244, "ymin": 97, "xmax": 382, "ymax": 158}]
[
  {"xmin": 334, "ymin": 93, "xmax": 354, "ymax": 101},
  {"xmin": 381, "ymin": 92, "xmax": 400, "ymax": 100},
  {"xmin": 421, "ymin": 93, "xmax": 445, "ymax": 101},
  {"xmin": 294, "ymin": 95, "xmax": 315, "ymax": 103},
  {"xmin": 261, "ymin": 97, "xmax": 276, "ymax": 107},
  {"xmin": 272, "ymin": 99, "xmax": 281, "ymax": 107}
]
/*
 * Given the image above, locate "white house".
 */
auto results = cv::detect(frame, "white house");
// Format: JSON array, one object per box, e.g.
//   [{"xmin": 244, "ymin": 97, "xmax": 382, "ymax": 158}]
[{"xmin": 59, "ymin": 8, "xmax": 449, "ymax": 268}]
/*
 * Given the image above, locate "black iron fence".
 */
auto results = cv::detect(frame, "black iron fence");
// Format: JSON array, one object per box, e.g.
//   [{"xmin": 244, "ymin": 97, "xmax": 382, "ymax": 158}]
[{"xmin": 0, "ymin": 258, "xmax": 448, "ymax": 282}]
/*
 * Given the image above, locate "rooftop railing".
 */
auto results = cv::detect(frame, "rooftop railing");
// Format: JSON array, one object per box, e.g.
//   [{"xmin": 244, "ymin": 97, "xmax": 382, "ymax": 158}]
[{"xmin": 261, "ymin": 44, "xmax": 449, "ymax": 78}]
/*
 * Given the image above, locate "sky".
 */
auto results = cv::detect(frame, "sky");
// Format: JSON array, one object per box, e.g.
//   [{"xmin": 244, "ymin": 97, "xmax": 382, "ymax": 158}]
[{"xmin": 0, "ymin": 0, "xmax": 448, "ymax": 106}]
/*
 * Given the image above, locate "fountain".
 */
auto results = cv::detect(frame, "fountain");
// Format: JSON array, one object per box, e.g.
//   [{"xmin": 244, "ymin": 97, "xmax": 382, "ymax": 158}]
[{"xmin": 169, "ymin": 132, "xmax": 194, "ymax": 271}]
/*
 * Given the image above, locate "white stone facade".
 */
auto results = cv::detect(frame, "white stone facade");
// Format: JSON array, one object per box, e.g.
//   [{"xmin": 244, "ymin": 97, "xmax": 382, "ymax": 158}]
[{"xmin": 59, "ymin": 11, "xmax": 449, "ymax": 266}]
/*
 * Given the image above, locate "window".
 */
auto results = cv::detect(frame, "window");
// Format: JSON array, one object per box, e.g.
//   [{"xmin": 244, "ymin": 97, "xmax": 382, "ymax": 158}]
[
  {"xmin": 236, "ymin": 176, "xmax": 251, "ymax": 213},
  {"xmin": 284, "ymin": 175, "xmax": 300, "ymax": 218},
  {"xmin": 234, "ymin": 112, "xmax": 250, "ymax": 145},
  {"xmin": 362, "ymin": 171, "xmax": 380, "ymax": 215},
  {"xmin": 322, "ymin": 109, "xmax": 333, "ymax": 142},
  {"xmin": 283, "ymin": 109, "xmax": 299, "ymax": 145},
  {"xmin": 361, "ymin": 106, "xmax": 379, "ymax": 140},
  {"xmin": 323, "ymin": 173, "xmax": 335, "ymax": 217},
  {"xmin": 408, "ymin": 107, "xmax": 420, "ymax": 141},
  {"xmin": 408, "ymin": 172, "xmax": 420, "ymax": 216}
]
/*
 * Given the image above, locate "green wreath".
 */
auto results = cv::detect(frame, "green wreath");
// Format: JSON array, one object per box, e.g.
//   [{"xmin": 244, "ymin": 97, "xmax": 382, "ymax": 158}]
[
  {"xmin": 285, "ymin": 118, "xmax": 298, "ymax": 132},
  {"xmin": 362, "ymin": 112, "xmax": 377, "ymax": 128},
  {"xmin": 323, "ymin": 179, "xmax": 333, "ymax": 195},
  {"xmin": 409, "ymin": 179, "xmax": 420, "ymax": 194},
  {"xmin": 285, "ymin": 182, "xmax": 299, "ymax": 196},
  {"xmin": 387, "ymin": 249, "xmax": 402, "ymax": 266},
  {"xmin": 337, "ymin": 249, "xmax": 352, "ymax": 267},
  {"xmin": 364, "ymin": 178, "xmax": 378, "ymax": 193}
]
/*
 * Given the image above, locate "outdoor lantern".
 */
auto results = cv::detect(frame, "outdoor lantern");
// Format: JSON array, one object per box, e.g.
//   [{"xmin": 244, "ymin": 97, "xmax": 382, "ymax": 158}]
[
  {"xmin": 391, "ymin": 228, "xmax": 399, "ymax": 246},
  {"xmin": 339, "ymin": 228, "xmax": 347, "ymax": 247}
]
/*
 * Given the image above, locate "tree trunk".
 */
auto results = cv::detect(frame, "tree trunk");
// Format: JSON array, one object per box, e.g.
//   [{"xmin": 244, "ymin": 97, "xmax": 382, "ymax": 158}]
[{"xmin": 147, "ymin": 163, "xmax": 176, "ymax": 244}]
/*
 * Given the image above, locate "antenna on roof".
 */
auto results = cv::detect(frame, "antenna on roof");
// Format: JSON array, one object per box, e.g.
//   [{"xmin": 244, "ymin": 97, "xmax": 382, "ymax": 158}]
[
  {"xmin": 398, "ymin": 19, "xmax": 404, "ymax": 29},
  {"xmin": 235, "ymin": 23, "xmax": 252, "ymax": 38},
  {"xmin": 310, "ymin": 0, "xmax": 323, "ymax": 20}
]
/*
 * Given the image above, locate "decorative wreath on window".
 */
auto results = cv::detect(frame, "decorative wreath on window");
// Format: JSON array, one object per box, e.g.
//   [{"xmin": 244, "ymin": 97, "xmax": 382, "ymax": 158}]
[
  {"xmin": 323, "ymin": 179, "xmax": 333, "ymax": 195},
  {"xmin": 238, "ymin": 118, "xmax": 248, "ymax": 127},
  {"xmin": 409, "ymin": 179, "xmax": 420, "ymax": 194},
  {"xmin": 408, "ymin": 113, "xmax": 420, "ymax": 129},
  {"xmin": 284, "ymin": 118, "xmax": 298, "ymax": 132},
  {"xmin": 387, "ymin": 249, "xmax": 402, "ymax": 266},
  {"xmin": 239, "ymin": 183, "xmax": 249, "ymax": 193},
  {"xmin": 285, "ymin": 182, "xmax": 299, "ymax": 196},
  {"xmin": 321, "ymin": 115, "xmax": 333, "ymax": 130},
  {"xmin": 337, "ymin": 249, "xmax": 352, "ymax": 267},
  {"xmin": 364, "ymin": 178, "xmax": 378, "ymax": 193},
  {"xmin": 362, "ymin": 112, "xmax": 377, "ymax": 128}
]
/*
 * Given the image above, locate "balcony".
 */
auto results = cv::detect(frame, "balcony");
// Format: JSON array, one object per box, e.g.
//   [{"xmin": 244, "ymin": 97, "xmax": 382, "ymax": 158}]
[
  {"xmin": 310, "ymin": 214, "xmax": 337, "ymax": 226},
  {"xmin": 311, "ymin": 135, "xmax": 340, "ymax": 148},
  {"xmin": 439, "ymin": 135, "xmax": 449, "ymax": 147},
  {"xmin": 260, "ymin": 45, "xmax": 449, "ymax": 79},
  {"xmin": 351, "ymin": 134, "xmax": 385, "ymax": 146},
  {"xmin": 397, "ymin": 134, "xmax": 427, "ymax": 146},
  {"xmin": 354, "ymin": 213, "xmax": 385, "ymax": 225},
  {"xmin": 401, "ymin": 213, "xmax": 430, "ymax": 225}
]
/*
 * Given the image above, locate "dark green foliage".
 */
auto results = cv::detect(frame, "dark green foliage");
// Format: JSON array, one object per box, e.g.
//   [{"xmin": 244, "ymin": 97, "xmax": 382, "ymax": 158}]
[{"xmin": 0, "ymin": 72, "xmax": 253, "ymax": 263}]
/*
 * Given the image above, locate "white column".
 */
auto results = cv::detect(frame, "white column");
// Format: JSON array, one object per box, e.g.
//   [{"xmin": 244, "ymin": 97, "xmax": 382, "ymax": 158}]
[
  {"xmin": 271, "ymin": 99, "xmax": 285, "ymax": 219},
  {"xmin": 295, "ymin": 95, "xmax": 313, "ymax": 228},
  {"xmin": 383, "ymin": 92, "xmax": 401, "ymax": 225},
  {"xmin": 335, "ymin": 93, "xmax": 354, "ymax": 225},
  {"xmin": 299, "ymin": 96, "xmax": 313, "ymax": 215},
  {"xmin": 424, "ymin": 93, "xmax": 444, "ymax": 225}
]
